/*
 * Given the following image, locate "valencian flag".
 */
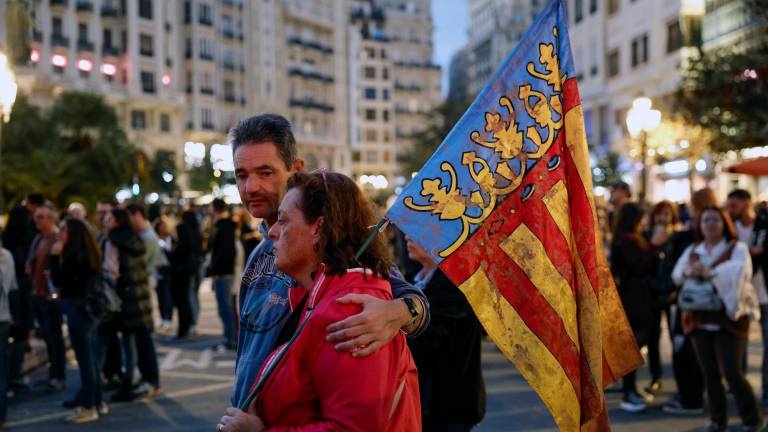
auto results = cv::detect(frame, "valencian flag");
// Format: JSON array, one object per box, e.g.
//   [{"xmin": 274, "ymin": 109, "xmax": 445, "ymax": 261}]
[{"xmin": 386, "ymin": 0, "xmax": 643, "ymax": 429}]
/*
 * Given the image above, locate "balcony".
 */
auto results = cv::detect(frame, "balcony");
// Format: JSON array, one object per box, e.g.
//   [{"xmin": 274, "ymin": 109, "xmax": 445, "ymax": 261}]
[
  {"xmin": 393, "ymin": 60, "xmax": 441, "ymax": 70},
  {"xmin": 350, "ymin": 7, "xmax": 385, "ymax": 22},
  {"xmin": 222, "ymin": 0, "xmax": 235, "ymax": 7},
  {"xmin": 223, "ymin": 95, "xmax": 236, "ymax": 103},
  {"xmin": 77, "ymin": 39, "xmax": 94, "ymax": 52},
  {"xmin": 222, "ymin": 62, "xmax": 235, "ymax": 71},
  {"xmin": 32, "ymin": 29, "xmax": 43, "ymax": 42},
  {"xmin": 76, "ymin": 1, "xmax": 93, "ymax": 12},
  {"xmin": 288, "ymin": 67, "xmax": 334, "ymax": 83},
  {"xmin": 394, "ymin": 82, "xmax": 422, "ymax": 92},
  {"xmin": 200, "ymin": 87, "xmax": 215, "ymax": 96},
  {"xmin": 101, "ymin": 5, "xmax": 121, "ymax": 17},
  {"xmin": 102, "ymin": 45, "xmax": 121, "ymax": 56},
  {"xmin": 51, "ymin": 34, "xmax": 70, "ymax": 48},
  {"xmin": 287, "ymin": 36, "xmax": 333, "ymax": 54},
  {"xmin": 288, "ymin": 97, "xmax": 334, "ymax": 112},
  {"xmin": 202, "ymin": 122, "xmax": 215, "ymax": 131},
  {"xmin": 199, "ymin": 52, "xmax": 214, "ymax": 62},
  {"xmin": 222, "ymin": 29, "xmax": 235, "ymax": 40},
  {"xmin": 199, "ymin": 16, "xmax": 213, "ymax": 27},
  {"xmin": 51, "ymin": 0, "xmax": 68, "ymax": 7}
]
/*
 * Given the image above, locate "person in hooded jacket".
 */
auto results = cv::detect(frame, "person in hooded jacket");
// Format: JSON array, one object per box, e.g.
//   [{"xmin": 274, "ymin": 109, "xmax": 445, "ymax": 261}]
[{"xmin": 103, "ymin": 208, "xmax": 160, "ymax": 402}]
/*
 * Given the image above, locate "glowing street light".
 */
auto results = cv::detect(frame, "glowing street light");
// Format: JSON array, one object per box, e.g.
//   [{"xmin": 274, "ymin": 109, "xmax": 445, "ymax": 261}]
[{"xmin": 626, "ymin": 97, "xmax": 661, "ymax": 205}]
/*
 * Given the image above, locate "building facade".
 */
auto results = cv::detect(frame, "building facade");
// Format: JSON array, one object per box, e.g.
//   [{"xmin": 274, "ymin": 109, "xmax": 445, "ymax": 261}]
[
  {"xmin": 1, "ymin": 0, "xmax": 443, "ymax": 190},
  {"xmin": 347, "ymin": 0, "xmax": 441, "ymax": 185}
]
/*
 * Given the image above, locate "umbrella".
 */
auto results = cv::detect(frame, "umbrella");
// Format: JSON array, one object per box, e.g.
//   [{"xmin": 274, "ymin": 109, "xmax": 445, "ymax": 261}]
[{"xmin": 724, "ymin": 156, "xmax": 768, "ymax": 176}]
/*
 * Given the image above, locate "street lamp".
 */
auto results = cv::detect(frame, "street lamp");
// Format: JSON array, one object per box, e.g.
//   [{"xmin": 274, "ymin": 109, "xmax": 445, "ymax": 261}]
[
  {"xmin": 0, "ymin": 52, "xmax": 19, "ymax": 213},
  {"xmin": 626, "ymin": 97, "xmax": 661, "ymax": 205}
]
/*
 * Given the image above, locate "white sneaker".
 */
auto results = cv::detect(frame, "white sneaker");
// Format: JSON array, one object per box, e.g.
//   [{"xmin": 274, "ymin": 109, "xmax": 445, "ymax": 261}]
[
  {"xmin": 65, "ymin": 407, "xmax": 99, "ymax": 424},
  {"xmin": 620, "ymin": 392, "xmax": 647, "ymax": 413},
  {"xmin": 98, "ymin": 401, "xmax": 109, "ymax": 416}
]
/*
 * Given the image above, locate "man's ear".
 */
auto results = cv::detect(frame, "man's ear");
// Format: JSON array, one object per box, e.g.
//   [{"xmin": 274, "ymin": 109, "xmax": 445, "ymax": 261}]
[{"xmin": 292, "ymin": 158, "xmax": 305, "ymax": 173}]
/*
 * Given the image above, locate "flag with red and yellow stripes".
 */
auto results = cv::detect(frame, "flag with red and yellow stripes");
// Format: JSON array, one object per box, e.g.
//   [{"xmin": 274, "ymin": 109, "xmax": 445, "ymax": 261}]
[{"xmin": 385, "ymin": 0, "xmax": 643, "ymax": 429}]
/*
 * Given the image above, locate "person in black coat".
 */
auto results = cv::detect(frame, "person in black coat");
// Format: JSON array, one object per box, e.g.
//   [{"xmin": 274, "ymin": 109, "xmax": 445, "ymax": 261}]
[
  {"xmin": 171, "ymin": 210, "xmax": 203, "ymax": 339},
  {"xmin": 207, "ymin": 199, "xmax": 237, "ymax": 350},
  {"xmin": 49, "ymin": 218, "xmax": 104, "ymax": 423},
  {"xmin": 104, "ymin": 209, "xmax": 160, "ymax": 401},
  {"xmin": 610, "ymin": 202, "xmax": 655, "ymax": 413},
  {"xmin": 0, "ymin": 205, "xmax": 36, "ymax": 389},
  {"xmin": 405, "ymin": 236, "xmax": 485, "ymax": 432}
]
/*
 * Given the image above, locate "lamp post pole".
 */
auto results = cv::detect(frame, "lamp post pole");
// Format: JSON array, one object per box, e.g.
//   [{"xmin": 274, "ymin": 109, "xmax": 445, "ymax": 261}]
[{"xmin": 639, "ymin": 130, "xmax": 648, "ymax": 207}]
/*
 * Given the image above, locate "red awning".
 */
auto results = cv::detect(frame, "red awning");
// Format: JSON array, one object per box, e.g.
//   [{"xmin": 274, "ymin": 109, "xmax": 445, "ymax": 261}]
[{"xmin": 724, "ymin": 156, "xmax": 768, "ymax": 176}]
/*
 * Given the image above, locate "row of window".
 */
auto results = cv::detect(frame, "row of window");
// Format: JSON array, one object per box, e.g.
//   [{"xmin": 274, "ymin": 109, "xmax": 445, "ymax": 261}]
[
  {"xmin": 363, "ymin": 66, "xmax": 390, "ymax": 80},
  {"xmin": 604, "ymin": 34, "xmax": 647, "ymax": 77},
  {"xmin": 363, "ymin": 87, "xmax": 390, "ymax": 100},
  {"xmin": 352, "ymin": 149, "xmax": 393, "ymax": 164},
  {"xmin": 131, "ymin": 110, "xmax": 171, "ymax": 131},
  {"xmin": 603, "ymin": 18, "xmax": 700, "ymax": 78},
  {"xmin": 363, "ymin": 108, "xmax": 390, "ymax": 122}
]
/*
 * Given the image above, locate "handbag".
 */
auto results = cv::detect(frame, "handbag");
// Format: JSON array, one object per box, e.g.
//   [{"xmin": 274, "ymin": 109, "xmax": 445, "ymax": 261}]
[
  {"xmin": 677, "ymin": 241, "xmax": 736, "ymax": 312},
  {"xmin": 678, "ymin": 278, "xmax": 722, "ymax": 311},
  {"xmin": 85, "ymin": 275, "xmax": 121, "ymax": 320}
]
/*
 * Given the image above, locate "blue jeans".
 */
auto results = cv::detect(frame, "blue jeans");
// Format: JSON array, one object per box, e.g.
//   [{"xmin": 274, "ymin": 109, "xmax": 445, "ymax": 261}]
[
  {"xmin": 155, "ymin": 268, "xmax": 173, "ymax": 322},
  {"xmin": 0, "ymin": 322, "xmax": 9, "ymax": 423},
  {"xmin": 31, "ymin": 296, "xmax": 66, "ymax": 380},
  {"xmin": 213, "ymin": 277, "xmax": 235, "ymax": 348},
  {"xmin": 61, "ymin": 298, "xmax": 101, "ymax": 408},
  {"xmin": 120, "ymin": 326, "xmax": 160, "ymax": 394}
]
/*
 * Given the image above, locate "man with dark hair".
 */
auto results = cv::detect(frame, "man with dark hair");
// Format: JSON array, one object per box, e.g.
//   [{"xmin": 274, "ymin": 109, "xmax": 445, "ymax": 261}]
[
  {"xmin": 23, "ymin": 193, "xmax": 45, "ymax": 216},
  {"xmin": 608, "ymin": 180, "xmax": 632, "ymax": 228},
  {"xmin": 219, "ymin": 114, "xmax": 430, "ymax": 430},
  {"xmin": 727, "ymin": 189, "xmax": 768, "ymax": 404},
  {"xmin": 207, "ymin": 198, "xmax": 237, "ymax": 351}
]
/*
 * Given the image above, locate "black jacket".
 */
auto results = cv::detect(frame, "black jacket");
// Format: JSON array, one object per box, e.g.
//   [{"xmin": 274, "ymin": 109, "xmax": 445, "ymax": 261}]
[
  {"xmin": 49, "ymin": 250, "xmax": 97, "ymax": 299},
  {"xmin": 207, "ymin": 218, "xmax": 236, "ymax": 277},
  {"xmin": 610, "ymin": 232, "xmax": 655, "ymax": 344},
  {"xmin": 407, "ymin": 269, "xmax": 486, "ymax": 428},
  {"xmin": 109, "ymin": 228, "xmax": 152, "ymax": 331},
  {"xmin": 172, "ymin": 221, "xmax": 203, "ymax": 273}
]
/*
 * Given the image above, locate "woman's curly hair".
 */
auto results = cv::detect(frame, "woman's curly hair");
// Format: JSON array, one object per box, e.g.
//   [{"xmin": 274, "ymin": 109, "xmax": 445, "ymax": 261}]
[{"xmin": 286, "ymin": 171, "xmax": 391, "ymax": 279}]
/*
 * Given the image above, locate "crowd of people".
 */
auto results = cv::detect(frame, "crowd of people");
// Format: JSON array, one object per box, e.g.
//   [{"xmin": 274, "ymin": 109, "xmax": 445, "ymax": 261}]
[
  {"xmin": 1, "ymin": 111, "xmax": 766, "ymax": 432},
  {"xmin": 0, "ymin": 114, "xmax": 489, "ymax": 431},
  {"xmin": 606, "ymin": 180, "xmax": 768, "ymax": 432},
  {"xmin": 0, "ymin": 191, "xmax": 258, "ymax": 425}
]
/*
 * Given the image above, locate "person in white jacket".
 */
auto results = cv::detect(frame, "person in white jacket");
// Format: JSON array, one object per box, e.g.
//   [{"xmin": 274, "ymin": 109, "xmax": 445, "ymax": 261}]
[
  {"xmin": 0, "ymin": 243, "xmax": 19, "ymax": 427},
  {"xmin": 672, "ymin": 205, "xmax": 762, "ymax": 432}
]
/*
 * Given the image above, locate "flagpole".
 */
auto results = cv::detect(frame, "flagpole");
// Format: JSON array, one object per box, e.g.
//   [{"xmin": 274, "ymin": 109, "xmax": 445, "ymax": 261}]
[{"xmin": 355, "ymin": 218, "xmax": 390, "ymax": 259}]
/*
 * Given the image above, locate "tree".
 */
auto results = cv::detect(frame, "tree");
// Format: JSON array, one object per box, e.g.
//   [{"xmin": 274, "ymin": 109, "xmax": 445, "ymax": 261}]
[
  {"xmin": 398, "ymin": 98, "xmax": 473, "ymax": 177},
  {"xmin": 1, "ymin": 92, "xmax": 136, "ymax": 211},
  {"xmin": 677, "ymin": 1, "xmax": 768, "ymax": 154},
  {"xmin": 146, "ymin": 149, "xmax": 179, "ymax": 196}
]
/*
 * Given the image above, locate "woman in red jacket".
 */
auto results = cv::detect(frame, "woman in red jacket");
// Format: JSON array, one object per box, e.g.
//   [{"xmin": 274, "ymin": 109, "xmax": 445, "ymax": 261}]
[{"xmin": 218, "ymin": 170, "xmax": 420, "ymax": 432}]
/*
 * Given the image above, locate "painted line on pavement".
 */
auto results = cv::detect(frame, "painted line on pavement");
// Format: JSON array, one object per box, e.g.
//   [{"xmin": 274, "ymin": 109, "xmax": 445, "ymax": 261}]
[
  {"xmin": 162, "ymin": 370, "xmax": 234, "ymax": 382},
  {"xmin": 6, "ymin": 381, "xmax": 233, "ymax": 428}
]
